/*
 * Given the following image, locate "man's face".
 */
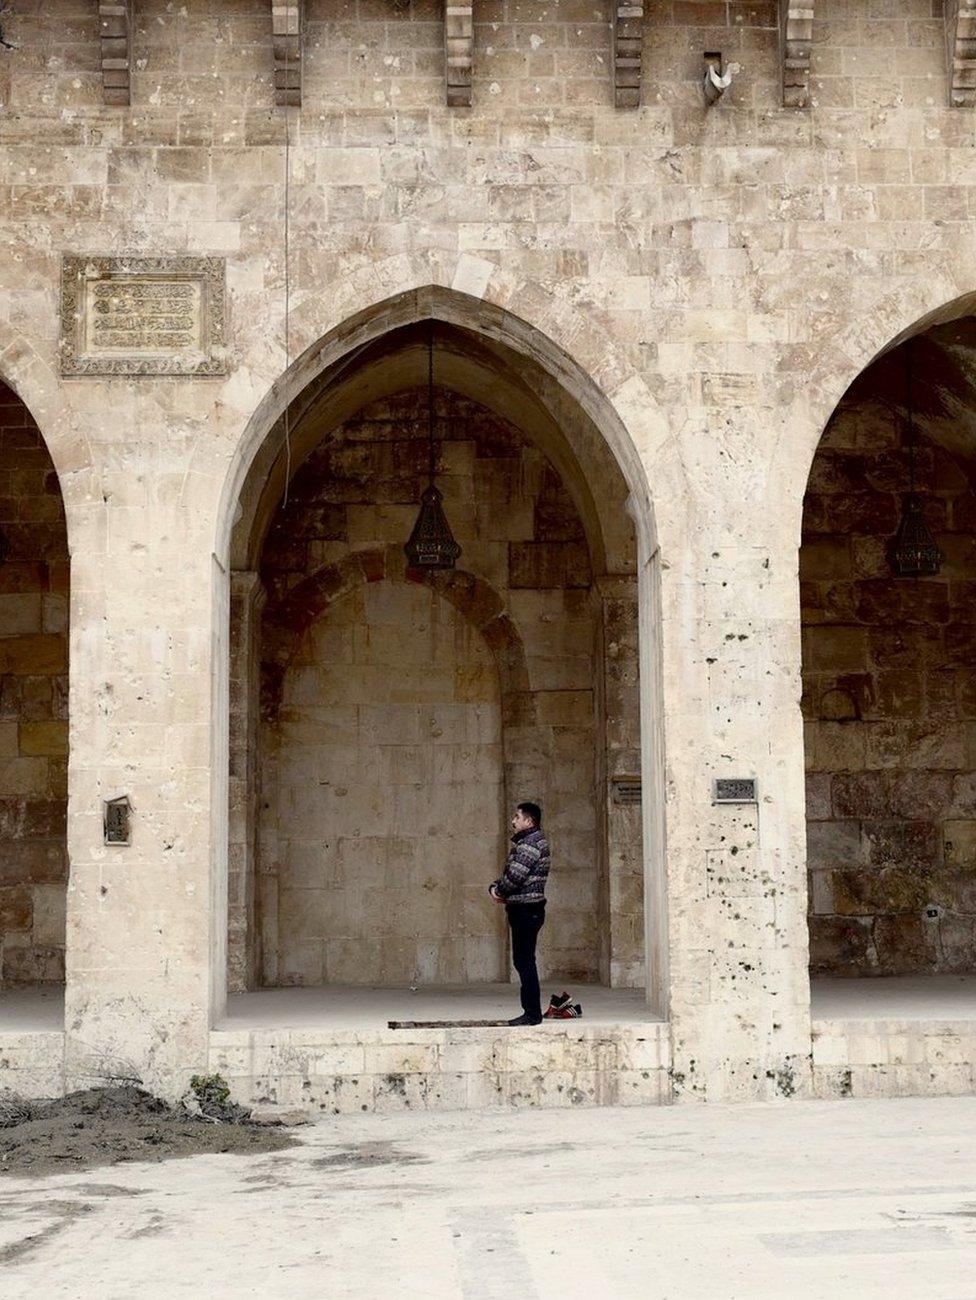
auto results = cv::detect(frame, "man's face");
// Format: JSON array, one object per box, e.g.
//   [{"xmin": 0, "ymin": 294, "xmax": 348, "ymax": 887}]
[{"xmin": 511, "ymin": 807, "xmax": 534, "ymax": 834}]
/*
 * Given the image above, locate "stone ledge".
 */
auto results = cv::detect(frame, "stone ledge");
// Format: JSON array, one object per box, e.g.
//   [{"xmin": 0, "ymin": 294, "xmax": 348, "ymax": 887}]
[{"xmin": 208, "ymin": 1021, "xmax": 672, "ymax": 1115}]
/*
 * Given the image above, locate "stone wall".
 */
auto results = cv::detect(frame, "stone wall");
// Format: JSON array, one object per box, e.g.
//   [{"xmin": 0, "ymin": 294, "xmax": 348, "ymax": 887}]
[
  {"xmin": 246, "ymin": 386, "xmax": 640, "ymax": 988},
  {"xmin": 0, "ymin": 383, "xmax": 68, "ymax": 988},
  {"xmin": 263, "ymin": 579, "xmax": 507, "ymax": 986},
  {"xmin": 803, "ymin": 395, "xmax": 976, "ymax": 976},
  {"xmin": 3, "ymin": 0, "xmax": 976, "ymax": 1102}
]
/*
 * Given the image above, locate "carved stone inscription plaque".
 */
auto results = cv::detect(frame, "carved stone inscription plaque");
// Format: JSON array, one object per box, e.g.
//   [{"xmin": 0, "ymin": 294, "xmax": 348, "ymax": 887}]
[{"xmin": 60, "ymin": 256, "xmax": 226, "ymax": 376}]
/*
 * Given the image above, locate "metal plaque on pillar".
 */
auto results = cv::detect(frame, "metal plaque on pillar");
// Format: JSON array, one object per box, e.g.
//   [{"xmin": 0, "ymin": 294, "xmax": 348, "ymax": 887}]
[
  {"xmin": 611, "ymin": 776, "xmax": 641, "ymax": 806},
  {"xmin": 103, "ymin": 795, "xmax": 132, "ymax": 846}
]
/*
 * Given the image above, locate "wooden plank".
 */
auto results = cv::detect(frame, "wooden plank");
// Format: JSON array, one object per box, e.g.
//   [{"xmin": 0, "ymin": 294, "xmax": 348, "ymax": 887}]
[{"xmin": 388, "ymin": 1018, "xmax": 515, "ymax": 1029}]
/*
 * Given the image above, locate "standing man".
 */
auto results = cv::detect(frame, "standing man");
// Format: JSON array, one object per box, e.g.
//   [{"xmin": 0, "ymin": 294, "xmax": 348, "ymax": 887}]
[{"xmin": 489, "ymin": 802, "xmax": 550, "ymax": 1026}]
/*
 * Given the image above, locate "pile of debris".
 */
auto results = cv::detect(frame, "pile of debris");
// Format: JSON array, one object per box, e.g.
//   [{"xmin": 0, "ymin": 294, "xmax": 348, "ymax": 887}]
[{"xmin": 0, "ymin": 1076, "xmax": 297, "ymax": 1177}]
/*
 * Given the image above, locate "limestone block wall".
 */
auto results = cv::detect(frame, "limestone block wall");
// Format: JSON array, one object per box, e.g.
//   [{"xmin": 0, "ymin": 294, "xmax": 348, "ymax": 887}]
[
  {"xmin": 264, "ymin": 579, "xmax": 507, "ymax": 986},
  {"xmin": 0, "ymin": 383, "xmax": 68, "ymax": 988},
  {"xmin": 209, "ymin": 1020, "xmax": 672, "ymax": 1115},
  {"xmin": 2, "ymin": 0, "xmax": 976, "ymax": 1102},
  {"xmin": 803, "ymin": 398, "xmax": 976, "ymax": 976},
  {"xmin": 248, "ymin": 387, "xmax": 639, "ymax": 987}
]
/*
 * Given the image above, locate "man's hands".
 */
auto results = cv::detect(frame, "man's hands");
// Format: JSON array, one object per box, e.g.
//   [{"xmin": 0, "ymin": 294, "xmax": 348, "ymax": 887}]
[{"xmin": 488, "ymin": 884, "xmax": 506, "ymax": 905}]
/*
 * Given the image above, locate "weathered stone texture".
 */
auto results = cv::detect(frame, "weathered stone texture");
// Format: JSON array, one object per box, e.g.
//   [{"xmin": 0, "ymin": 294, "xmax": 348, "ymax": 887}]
[
  {"xmin": 243, "ymin": 388, "xmax": 641, "ymax": 989},
  {"xmin": 0, "ymin": 0, "xmax": 971, "ymax": 1106},
  {"xmin": 803, "ymin": 374, "xmax": 976, "ymax": 977},
  {"xmin": 0, "ymin": 384, "xmax": 68, "ymax": 988}
]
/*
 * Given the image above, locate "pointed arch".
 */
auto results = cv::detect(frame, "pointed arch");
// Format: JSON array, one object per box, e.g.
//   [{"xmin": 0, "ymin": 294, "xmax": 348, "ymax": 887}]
[
  {"xmin": 260, "ymin": 544, "xmax": 534, "ymax": 727},
  {"xmin": 213, "ymin": 267, "xmax": 674, "ymax": 570}
]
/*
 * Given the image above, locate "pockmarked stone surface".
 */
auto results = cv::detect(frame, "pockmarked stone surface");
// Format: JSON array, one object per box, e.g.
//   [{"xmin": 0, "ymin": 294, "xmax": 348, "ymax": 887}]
[
  {"xmin": 0, "ymin": 0, "xmax": 974, "ymax": 1110},
  {"xmin": 59, "ymin": 256, "xmax": 226, "ymax": 376}
]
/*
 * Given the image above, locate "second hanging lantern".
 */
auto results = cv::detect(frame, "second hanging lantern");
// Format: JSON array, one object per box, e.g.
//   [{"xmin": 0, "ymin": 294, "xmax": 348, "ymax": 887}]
[
  {"xmin": 887, "ymin": 339, "xmax": 943, "ymax": 578},
  {"xmin": 404, "ymin": 323, "xmax": 461, "ymax": 570}
]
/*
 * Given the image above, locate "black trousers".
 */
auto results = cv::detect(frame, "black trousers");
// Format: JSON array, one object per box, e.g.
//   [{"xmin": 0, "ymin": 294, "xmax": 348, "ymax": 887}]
[{"xmin": 506, "ymin": 902, "xmax": 546, "ymax": 1021}]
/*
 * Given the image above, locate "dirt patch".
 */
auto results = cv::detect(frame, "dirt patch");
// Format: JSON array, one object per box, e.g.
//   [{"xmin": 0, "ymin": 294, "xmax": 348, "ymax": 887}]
[
  {"xmin": 0, "ymin": 1086, "xmax": 296, "ymax": 1178},
  {"xmin": 313, "ymin": 1140, "xmax": 429, "ymax": 1171}
]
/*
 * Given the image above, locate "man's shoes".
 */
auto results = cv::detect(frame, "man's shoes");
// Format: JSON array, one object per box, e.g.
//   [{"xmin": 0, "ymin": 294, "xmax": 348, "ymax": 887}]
[
  {"xmin": 507, "ymin": 1013, "xmax": 543, "ymax": 1026},
  {"xmin": 544, "ymin": 992, "xmax": 583, "ymax": 1019}
]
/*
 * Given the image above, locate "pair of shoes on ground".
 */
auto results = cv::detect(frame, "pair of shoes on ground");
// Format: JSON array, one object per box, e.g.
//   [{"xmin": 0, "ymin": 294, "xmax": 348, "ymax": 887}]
[
  {"xmin": 544, "ymin": 990, "xmax": 583, "ymax": 1019},
  {"xmin": 506, "ymin": 992, "xmax": 584, "ymax": 1026}
]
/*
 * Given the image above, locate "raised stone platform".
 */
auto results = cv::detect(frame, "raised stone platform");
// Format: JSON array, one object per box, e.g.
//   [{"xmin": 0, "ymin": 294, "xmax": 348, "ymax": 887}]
[
  {"xmin": 0, "ymin": 987, "xmax": 65, "ymax": 1099},
  {"xmin": 210, "ymin": 984, "xmax": 670, "ymax": 1115},
  {"xmin": 5, "ymin": 979, "xmax": 976, "ymax": 1108},
  {"xmin": 812, "ymin": 976, "xmax": 976, "ymax": 1100}
]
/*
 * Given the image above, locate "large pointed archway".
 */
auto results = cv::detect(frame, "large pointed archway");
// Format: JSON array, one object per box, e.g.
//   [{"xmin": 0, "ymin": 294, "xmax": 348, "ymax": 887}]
[
  {"xmin": 0, "ymin": 376, "xmax": 69, "ymax": 1029},
  {"xmin": 212, "ymin": 288, "xmax": 667, "ymax": 1027},
  {"xmin": 802, "ymin": 305, "xmax": 976, "ymax": 1025}
]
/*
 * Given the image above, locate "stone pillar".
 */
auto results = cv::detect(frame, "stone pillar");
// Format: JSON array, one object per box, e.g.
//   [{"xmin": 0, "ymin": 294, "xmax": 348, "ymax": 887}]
[
  {"xmin": 596, "ymin": 575, "xmax": 643, "ymax": 989},
  {"xmin": 227, "ymin": 571, "xmax": 264, "ymax": 993},
  {"xmin": 663, "ymin": 540, "xmax": 813, "ymax": 1102},
  {"xmin": 64, "ymin": 513, "xmax": 220, "ymax": 1100}
]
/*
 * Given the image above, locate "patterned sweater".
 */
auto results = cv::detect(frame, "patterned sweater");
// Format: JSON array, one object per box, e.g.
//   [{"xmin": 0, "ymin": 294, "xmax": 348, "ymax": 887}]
[{"xmin": 491, "ymin": 827, "xmax": 550, "ymax": 904}]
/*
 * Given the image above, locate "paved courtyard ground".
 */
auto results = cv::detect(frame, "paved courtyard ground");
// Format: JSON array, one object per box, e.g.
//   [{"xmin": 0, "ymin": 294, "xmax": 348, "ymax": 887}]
[{"xmin": 1, "ymin": 1096, "xmax": 975, "ymax": 1298}]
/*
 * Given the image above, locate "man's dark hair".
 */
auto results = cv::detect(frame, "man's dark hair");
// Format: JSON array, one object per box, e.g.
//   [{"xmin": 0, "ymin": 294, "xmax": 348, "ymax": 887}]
[{"xmin": 518, "ymin": 801, "xmax": 542, "ymax": 828}]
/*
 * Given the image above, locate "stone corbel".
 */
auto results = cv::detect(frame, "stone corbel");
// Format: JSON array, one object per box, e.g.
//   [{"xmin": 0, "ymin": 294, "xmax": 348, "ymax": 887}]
[
  {"xmin": 946, "ymin": 0, "xmax": 976, "ymax": 107},
  {"xmin": 613, "ymin": 2, "xmax": 643, "ymax": 109},
  {"xmin": 271, "ymin": 1, "xmax": 303, "ymax": 107},
  {"xmin": 445, "ymin": 1, "xmax": 473, "ymax": 107},
  {"xmin": 98, "ymin": 1, "xmax": 133, "ymax": 106},
  {"xmin": 781, "ymin": 0, "xmax": 814, "ymax": 108}
]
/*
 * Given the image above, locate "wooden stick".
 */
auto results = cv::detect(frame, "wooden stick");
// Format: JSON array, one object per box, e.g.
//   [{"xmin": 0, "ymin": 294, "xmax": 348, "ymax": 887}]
[{"xmin": 387, "ymin": 1018, "xmax": 515, "ymax": 1029}]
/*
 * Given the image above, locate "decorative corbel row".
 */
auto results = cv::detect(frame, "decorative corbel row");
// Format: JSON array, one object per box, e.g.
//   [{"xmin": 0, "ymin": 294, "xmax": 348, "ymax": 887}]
[
  {"xmin": 946, "ymin": 0, "xmax": 976, "ymax": 107},
  {"xmin": 613, "ymin": 2, "xmax": 643, "ymax": 109},
  {"xmin": 271, "ymin": 1, "xmax": 303, "ymax": 107},
  {"xmin": 781, "ymin": 0, "xmax": 814, "ymax": 108},
  {"xmin": 98, "ymin": 1, "xmax": 133, "ymax": 106},
  {"xmin": 445, "ymin": 2, "xmax": 473, "ymax": 108}
]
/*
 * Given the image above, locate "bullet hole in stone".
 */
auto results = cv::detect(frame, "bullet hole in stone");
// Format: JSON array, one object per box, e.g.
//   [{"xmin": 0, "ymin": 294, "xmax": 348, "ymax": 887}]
[{"xmin": 100, "ymin": 885, "xmax": 107, "ymax": 896}]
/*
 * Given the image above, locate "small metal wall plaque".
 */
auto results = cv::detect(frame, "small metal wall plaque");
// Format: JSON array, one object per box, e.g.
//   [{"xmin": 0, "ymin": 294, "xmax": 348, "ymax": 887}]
[
  {"xmin": 611, "ymin": 776, "xmax": 641, "ymax": 806},
  {"xmin": 103, "ymin": 795, "xmax": 132, "ymax": 846},
  {"xmin": 713, "ymin": 777, "xmax": 758, "ymax": 805},
  {"xmin": 60, "ymin": 256, "xmax": 227, "ymax": 377}
]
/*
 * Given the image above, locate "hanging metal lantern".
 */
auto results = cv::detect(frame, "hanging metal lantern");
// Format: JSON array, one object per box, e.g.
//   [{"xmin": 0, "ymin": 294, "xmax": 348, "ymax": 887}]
[
  {"xmin": 888, "ymin": 493, "xmax": 943, "ymax": 577},
  {"xmin": 887, "ymin": 340, "xmax": 943, "ymax": 578},
  {"xmin": 404, "ymin": 324, "xmax": 461, "ymax": 571},
  {"xmin": 404, "ymin": 483, "xmax": 461, "ymax": 569}
]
